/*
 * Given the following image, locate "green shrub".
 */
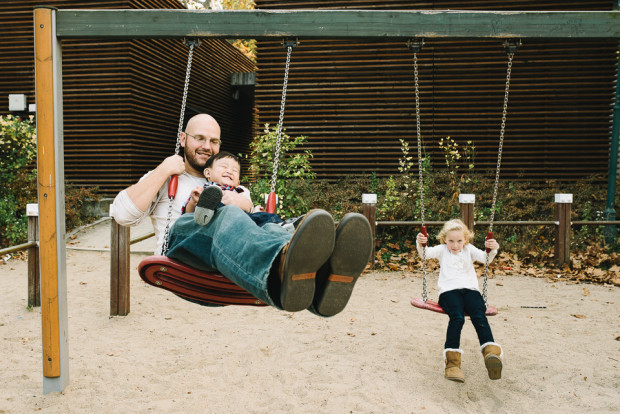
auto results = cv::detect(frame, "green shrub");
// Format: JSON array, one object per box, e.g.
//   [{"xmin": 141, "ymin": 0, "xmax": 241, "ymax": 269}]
[
  {"xmin": 241, "ymin": 124, "xmax": 315, "ymax": 219},
  {"xmin": 0, "ymin": 115, "xmax": 100, "ymax": 248},
  {"xmin": 0, "ymin": 115, "xmax": 37, "ymax": 247}
]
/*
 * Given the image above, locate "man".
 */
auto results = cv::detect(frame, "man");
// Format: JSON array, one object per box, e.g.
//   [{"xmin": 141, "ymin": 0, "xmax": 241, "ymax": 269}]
[
  {"xmin": 112, "ymin": 114, "xmax": 372, "ymax": 316},
  {"xmin": 112, "ymin": 113, "xmax": 252, "ymax": 255}
]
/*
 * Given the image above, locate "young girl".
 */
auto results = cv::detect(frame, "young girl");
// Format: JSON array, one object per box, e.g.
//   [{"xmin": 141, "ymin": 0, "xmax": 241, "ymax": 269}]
[{"xmin": 416, "ymin": 219, "xmax": 503, "ymax": 382}]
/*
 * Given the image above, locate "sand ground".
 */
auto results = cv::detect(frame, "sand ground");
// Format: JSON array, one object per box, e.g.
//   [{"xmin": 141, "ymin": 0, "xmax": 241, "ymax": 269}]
[{"xmin": 0, "ymin": 219, "xmax": 618, "ymax": 413}]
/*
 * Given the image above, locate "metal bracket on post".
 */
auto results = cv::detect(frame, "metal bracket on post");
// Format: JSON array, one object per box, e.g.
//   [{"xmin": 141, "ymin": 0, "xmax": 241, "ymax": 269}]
[
  {"xmin": 283, "ymin": 38, "xmax": 298, "ymax": 49},
  {"xmin": 503, "ymin": 39, "xmax": 522, "ymax": 54},
  {"xmin": 183, "ymin": 38, "xmax": 201, "ymax": 49},
  {"xmin": 407, "ymin": 38, "xmax": 424, "ymax": 53}
]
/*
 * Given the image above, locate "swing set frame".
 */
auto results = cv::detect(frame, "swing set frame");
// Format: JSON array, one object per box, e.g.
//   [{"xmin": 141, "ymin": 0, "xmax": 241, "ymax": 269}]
[{"xmin": 33, "ymin": 7, "xmax": 620, "ymax": 394}]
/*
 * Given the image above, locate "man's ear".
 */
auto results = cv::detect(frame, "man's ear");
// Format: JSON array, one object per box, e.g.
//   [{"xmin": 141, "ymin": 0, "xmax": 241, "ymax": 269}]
[{"xmin": 180, "ymin": 132, "xmax": 187, "ymax": 148}]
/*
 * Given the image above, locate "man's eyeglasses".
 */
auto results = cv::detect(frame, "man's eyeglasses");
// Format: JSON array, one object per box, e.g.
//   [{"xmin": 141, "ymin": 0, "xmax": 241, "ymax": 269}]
[{"xmin": 185, "ymin": 132, "xmax": 221, "ymax": 146}]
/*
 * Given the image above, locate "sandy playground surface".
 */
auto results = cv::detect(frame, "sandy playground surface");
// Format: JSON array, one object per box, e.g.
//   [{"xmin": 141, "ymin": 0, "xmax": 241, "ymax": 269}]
[{"xmin": 0, "ymin": 235, "xmax": 619, "ymax": 413}]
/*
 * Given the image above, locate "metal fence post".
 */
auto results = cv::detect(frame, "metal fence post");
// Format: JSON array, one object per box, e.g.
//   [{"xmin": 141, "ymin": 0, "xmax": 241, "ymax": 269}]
[
  {"xmin": 362, "ymin": 194, "xmax": 377, "ymax": 267},
  {"xmin": 554, "ymin": 194, "xmax": 572, "ymax": 265},
  {"xmin": 459, "ymin": 194, "xmax": 475, "ymax": 231},
  {"xmin": 110, "ymin": 205, "xmax": 130, "ymax": 316},
  {"xmin": 27, "ymin": 203, "xmax": 40, "ymax": 308}
]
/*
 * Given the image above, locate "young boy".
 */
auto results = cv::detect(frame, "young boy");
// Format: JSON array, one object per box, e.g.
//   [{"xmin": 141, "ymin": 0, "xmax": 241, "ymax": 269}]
[{"xmin": 183, "ymin": 151, "xmax": 299, "ymax": 231}]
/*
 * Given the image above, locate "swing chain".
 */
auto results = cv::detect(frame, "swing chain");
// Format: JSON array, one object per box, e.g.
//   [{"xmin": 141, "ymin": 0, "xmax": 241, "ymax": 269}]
[
  {"xmin": 162, "ymin": 39, "xmax": 199, "ymax": 255},
  {"xmin": 481, "ymin": 41, "xmax": 518, "ymax": 303},
  {"xmin": 269, "ymin": 39, "xmax": 297, "ymax": 195},
  {"xmin": 175, "ymin": 39, "xmax": 200, "ymax": 157},
  {"xmin": 411, "ymin": 41, "xmax": 428, "ymax": 303}
]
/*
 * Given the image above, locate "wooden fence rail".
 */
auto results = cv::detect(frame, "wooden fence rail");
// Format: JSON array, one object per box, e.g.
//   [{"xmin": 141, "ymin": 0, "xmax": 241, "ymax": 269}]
[
  {"xmin": 2, "ymin": 197, "xmax": 617, "ymax": 316},
  {"xmin": 107, "ymin": 193, "xmax": 618, "ymax": 316}
]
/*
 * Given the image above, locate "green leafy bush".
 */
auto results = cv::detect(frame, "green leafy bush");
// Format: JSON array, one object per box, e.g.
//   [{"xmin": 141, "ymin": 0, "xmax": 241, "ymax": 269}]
[
  {"xmin": 0, "ymin": 115, "xmax": 37, "ymax": 247},
  {"xmin": 241, "ymin": 124, "xmax": 315, "ymax": 218},
  {"xmin": 0, "ymin": 115, "xmax": 100, "ymax": 248}
]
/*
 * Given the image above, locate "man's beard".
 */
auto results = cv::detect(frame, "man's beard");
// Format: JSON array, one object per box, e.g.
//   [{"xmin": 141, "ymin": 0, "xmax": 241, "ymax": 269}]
[{"xmin": 185, "ymin": 148, "xmax": 210, "ymax": 173}]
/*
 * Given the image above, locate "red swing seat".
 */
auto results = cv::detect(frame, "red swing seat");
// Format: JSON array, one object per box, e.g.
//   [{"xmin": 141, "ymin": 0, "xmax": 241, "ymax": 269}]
[
  {"xmin": 139, "ymin": 255, "xmax": 266, "ymax": 307},
  {"xmin": 410, "ymin": 297, "xmax": 498, "ymax": 316}
]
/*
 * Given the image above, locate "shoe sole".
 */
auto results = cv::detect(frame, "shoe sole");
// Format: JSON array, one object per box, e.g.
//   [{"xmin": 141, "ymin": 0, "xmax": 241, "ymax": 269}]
[
  {"xmin": 280, "ymin": 209, "xmax": 335, "ymax": 312},
  {"xmin": 194, "ymin": 186, "xmax": 223, "ymax": 226},
  {"xmin": 485, "ymin": 355, "xmax": 503, "ymax": 380},
  {"xmin": 446, "ymin": 375, "xmax": 465, "ymax": 383},
  {"xmin": 313, "ymin": 213, "xmax": 372, "ymax": 316}
]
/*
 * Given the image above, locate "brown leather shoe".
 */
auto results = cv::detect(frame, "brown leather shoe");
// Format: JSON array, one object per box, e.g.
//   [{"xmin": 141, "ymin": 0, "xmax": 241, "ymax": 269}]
[
  {"xmin": 278, "ymin": 209, "xmax": 335, "ymax": 312},
  {"xmin": 312, "ymin": 213, "xmax": 372, "ymax": 316}
]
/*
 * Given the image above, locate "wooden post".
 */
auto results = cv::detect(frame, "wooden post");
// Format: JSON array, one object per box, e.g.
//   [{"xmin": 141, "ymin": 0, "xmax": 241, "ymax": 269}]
[
  {"xmin": 27, "ymin": 204, "xmax": 41, "ymax": 308},
  {"xmin": 554, "ymin": 194, "xmax": 572, "ymax": 265},
  {"xmin": 110, "ymin": 216, "xmax": 130, "ymax": 316},
  {"xmin": 362, "ymin": 194, "xmax": 377, "ymax": 268},
  {"xmin": 459, "ymin": 194, "xmax": 475, "ymax": 231},
  {"xmin": 34, "ymin": 6, "xmax": 70, "ymax": 393}
]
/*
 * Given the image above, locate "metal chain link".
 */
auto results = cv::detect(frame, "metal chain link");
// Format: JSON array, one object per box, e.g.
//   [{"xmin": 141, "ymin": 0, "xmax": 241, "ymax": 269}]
[
  {"xmin": 269, "ymin": 42, "xmax": 295, "ymax": 194},
  {"xmin": 482, "ymin": 45, "xmax": 517, "ymax": 304},
  {"xmin": 411, "ymin": 46, "xmax": 428, "ymax": 303},
  {"xmin": 162, "ymin": 39, "xmax": 199, "ymax": 254}
]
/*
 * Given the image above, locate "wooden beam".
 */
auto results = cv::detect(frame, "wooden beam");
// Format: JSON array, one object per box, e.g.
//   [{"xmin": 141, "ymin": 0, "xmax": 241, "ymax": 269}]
[
  {"xmin": 55, "ymin": 10, "xmax": 620, "ymax": 39},
  {"xmin": 110, "ymin": 219, "xmax": 130, "ymax": 316},
  {"xmin": 34, "ymin": 6, "xmax": 60, "ymax": 380},
  {"xmin": 27, "ymin": 204, "xmax": 40, "ymax": 308},
  {"xmin": 34, "ymin": 6, "xmax": 70, "ymax": 394}
]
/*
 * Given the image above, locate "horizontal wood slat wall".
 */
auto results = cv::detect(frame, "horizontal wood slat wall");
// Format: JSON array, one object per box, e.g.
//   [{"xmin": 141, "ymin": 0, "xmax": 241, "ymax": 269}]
[
  {"xmin": 254, "ymin": 0, "xmax": 617, "ymax": 182},
  {"xmin": 1, "ymin": 0, "xmax": 255, "ymax": 196}
]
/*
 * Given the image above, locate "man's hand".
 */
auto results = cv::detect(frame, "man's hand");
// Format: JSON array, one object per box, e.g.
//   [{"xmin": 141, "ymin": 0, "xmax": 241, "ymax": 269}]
[
  {"xmin": 159, "ymin": 154, "xmax": 185, "ymax": 177},
  {"xmin": 221, "ymin": 190, "xmax": 253, "ymax": 212},
  {"xmin": 125, "ymin": 154, "xmax": 186, "ymax": 212}
]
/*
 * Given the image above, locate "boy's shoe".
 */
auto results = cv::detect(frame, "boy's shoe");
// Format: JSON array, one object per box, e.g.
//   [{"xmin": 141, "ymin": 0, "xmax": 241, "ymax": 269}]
[
  {"xmin": 311, "ymin": 213, "xmax": 373, "ymax": 317},
  {"xmin": 194, "ymin": 186, "xmax": 223, "ymax": 226},
  {"xmin": 280, "ymin": 215, "xmax": 305, "ymax": 234},
  {"xmin": 277, "ymin": 209, "xmax": 335, "ymax": 312}
]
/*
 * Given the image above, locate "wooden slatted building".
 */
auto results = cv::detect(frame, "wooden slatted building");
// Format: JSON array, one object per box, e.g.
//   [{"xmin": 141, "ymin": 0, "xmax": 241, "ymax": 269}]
[
  {"xmin": 254, "ymin": 0, "xmax": 618, "ymax": 181},
  {"xmin": 1, "ymin": 0, "xmax": 256, "ymax": 196}
]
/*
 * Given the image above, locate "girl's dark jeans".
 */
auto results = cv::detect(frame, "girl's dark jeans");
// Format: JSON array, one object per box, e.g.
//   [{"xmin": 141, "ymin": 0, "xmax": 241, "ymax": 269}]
[{"xmin": 438, "ymin": 288, "xmax": 494, "ymax": 349}]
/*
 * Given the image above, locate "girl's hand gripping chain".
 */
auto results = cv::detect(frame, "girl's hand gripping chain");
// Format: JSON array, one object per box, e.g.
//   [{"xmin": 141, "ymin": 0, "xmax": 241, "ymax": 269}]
[{"xmin": 417, "ymin": 227, "xmax": 428, "ymax": 247}]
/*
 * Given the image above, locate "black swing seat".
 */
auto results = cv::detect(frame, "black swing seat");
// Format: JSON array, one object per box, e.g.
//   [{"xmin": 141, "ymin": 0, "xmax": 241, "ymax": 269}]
[
  {"xmin": 410, "ymin": 297, "xmax": 498, "ymax": 316},
  {"xmin": 138, "ymin": 256, "xmax": 267, "ymax": 307}
]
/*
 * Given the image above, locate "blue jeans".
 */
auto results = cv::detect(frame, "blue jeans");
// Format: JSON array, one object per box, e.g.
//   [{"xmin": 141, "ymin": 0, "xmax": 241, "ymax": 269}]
[
  {"xmin": 166, "ymin": 205, "xmax": 291, "ymax": 308},
  {"xmin": 438, "ymin": 289, "xmax": 494, "ymax": 349},
  {"xmin": 248, "ymin": 211, "xmax": 284, "ymax": 227}
]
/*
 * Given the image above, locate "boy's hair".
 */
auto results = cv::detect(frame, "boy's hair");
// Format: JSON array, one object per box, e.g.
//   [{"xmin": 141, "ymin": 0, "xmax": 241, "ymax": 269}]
[
  {"xmin": 436, "ymin": 219, "xmax": 473, "ymax": 244},
  {"xmin": 205, "ymin": 151, "xmax": 241, "ymax": 170}
]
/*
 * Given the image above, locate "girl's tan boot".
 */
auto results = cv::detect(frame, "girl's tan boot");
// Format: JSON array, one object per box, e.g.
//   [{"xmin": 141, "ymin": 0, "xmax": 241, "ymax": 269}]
[
  {"xmin": 444, "ymin": 349, "xmax": 465, "ymax": 383},
  {"xmin": 481, "ymin": 342, "xmax": 503, "ymax": 380}
]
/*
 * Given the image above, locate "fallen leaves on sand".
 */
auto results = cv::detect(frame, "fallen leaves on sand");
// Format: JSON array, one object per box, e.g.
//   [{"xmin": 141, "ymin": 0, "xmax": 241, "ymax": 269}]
[
  {"xmin": 571, "ymin": 314, "xmax": 586, "ymax": 319},
  {"xmin": 374, "ymin": 241, "xmax": 619, "ymax": 286}
]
